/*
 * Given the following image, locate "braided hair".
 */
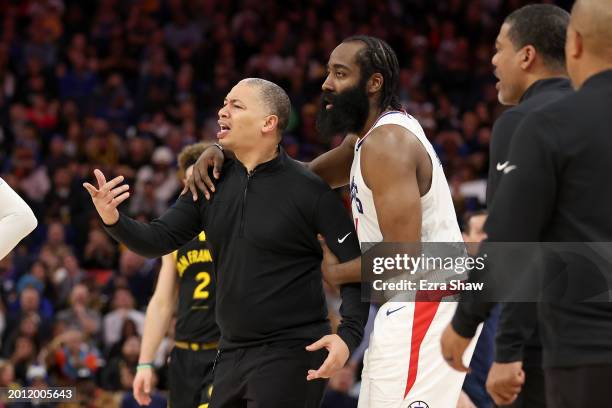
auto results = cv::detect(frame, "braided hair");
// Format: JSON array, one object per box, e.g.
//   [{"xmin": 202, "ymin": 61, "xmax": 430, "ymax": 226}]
[{"xmin": 342, "ymin": 35, "xmax": 402, "ymax": 111}]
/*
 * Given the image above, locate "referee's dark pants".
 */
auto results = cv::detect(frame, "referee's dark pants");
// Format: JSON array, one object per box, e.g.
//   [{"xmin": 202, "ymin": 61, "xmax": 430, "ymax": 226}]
[
  {"xmin": 211, "ymin": 340, "xmax": 327, "ymax": 408},
  {"xmin": 169, "ymin": 342, "xmax": 218, "ymax": 408},
  {"xmin": 544, "ymin": 365, "xmax": 612, "ymax": 408}
]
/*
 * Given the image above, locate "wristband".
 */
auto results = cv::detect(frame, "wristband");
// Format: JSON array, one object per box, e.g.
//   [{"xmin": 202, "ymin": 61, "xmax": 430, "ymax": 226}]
[
  {"xmin": 136, "ymin": 363, "xmax": 154, "ymax": 371},
  {"xmin": 213, "ymin": 142, "xmax": 224, "ymax": 152}
]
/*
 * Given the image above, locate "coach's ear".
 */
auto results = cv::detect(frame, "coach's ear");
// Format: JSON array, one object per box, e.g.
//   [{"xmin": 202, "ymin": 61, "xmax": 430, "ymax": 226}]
[
  {"xmin": 367, "ymin": 73, "xmax": 383, "ymax": 95},
  {"xmin": 262, "ymin": 114, "xmax": 279, "ymax": 134},
  {"xmin": 519, "ymin": 44, "xmax": 537, "ymax": 71}
]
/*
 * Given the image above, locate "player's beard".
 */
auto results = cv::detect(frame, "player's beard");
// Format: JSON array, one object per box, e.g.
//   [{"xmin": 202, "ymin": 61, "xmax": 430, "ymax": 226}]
[{"xmin": 316, "ymin": 79, "xmax": 370, "ymax": 141}]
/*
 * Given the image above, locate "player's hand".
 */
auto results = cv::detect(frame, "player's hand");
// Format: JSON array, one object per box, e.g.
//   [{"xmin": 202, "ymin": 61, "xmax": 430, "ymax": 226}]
[
  {"xmin": 133, "ymin": 367, "xmax": 153, "ymax": 406},
  {"xmin": 183, "ymin": 146, "xmax": 225, "ymax": 201},
  {"xmin": 83, "ymin": 169, "xmax": 130, "ymax": 225},
  {"xmin": 318, "ymin": 234, "xmax": 340, "ymax": 286},
  {"xmin": 440, "ymin": 323, "xmax": 472, "ymax": 372},
  {"xmin": 486, "ymin": 361, "xmax": 525, "ymax": 406},
  {"xmin": 305, "ymin": 334, "xmax": 349, "ymax": 381},
  {"xmin": 456, "ymin": 390, "xmax": 477, "ymax": 408}
]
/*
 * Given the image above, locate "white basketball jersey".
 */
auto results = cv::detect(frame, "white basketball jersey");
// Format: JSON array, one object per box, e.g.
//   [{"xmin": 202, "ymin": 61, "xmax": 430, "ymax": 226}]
[{"xmin": 349, "ymin": 111, "xmax": 462, "ymax": 245}]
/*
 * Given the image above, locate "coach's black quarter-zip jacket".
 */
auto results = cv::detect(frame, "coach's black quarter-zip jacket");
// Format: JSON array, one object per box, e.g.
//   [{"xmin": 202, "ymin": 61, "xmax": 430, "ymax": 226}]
[{"xmin": 105, "ymin": 147, "xmax": 369, "ymax": 353}]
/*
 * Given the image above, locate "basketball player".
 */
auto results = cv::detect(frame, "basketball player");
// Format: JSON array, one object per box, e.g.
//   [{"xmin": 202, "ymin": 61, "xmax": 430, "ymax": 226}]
[
  {"xmin": 0, "ymin": 177, "xmax": 38, "ymax": 260},
  {"xmin": 133, "ymin": 143, "xmax": 219, "ymax": 408},
  {"xmin": 187, "ymin": 36, "xmax": 477, "ymax": 408}
]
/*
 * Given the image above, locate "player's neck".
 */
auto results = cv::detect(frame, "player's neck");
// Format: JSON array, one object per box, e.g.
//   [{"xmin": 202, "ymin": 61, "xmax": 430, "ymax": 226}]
[{"xmin": 358, "ymin": 104, "xmax": 390, "ymax": 138}]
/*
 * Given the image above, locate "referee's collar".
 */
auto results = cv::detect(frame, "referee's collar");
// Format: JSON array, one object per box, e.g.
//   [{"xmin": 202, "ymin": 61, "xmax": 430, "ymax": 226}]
[
  {"xmin": 520, "ymin": 77, "xmax": 571, "ymax": 103},
  {"xmin": 581, "ymin": 69, "xmax": 612, "ymax": 90}
]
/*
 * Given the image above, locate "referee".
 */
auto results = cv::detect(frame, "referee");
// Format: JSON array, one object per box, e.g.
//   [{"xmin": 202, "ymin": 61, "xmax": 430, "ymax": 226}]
[
  {"xmin": 84, "ymin": 78, "xmax": 368, "ymax": 407},
  {"xmin": 442, "ymin": 0, "xmax": 612, "ymax": 406}
]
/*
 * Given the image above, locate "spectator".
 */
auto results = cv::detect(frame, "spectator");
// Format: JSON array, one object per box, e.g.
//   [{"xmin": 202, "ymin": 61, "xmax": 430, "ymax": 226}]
[
  {"xmin": 8, "ymin": 336, "xmax": 37, "ymax": 384},
  {"xmin": 2, "ymin": 312, "xmax": 44, "ymax": 361},
  {"xmin": 9, "ymin": 147, "xmax": 50, "ymax": 204},
  {"xmin": 133, "ymin": 146, "xmax": 180, "ymax": 207},
  {"xmin": 41, "ymin": 220, "xmax": 72, "ymax": 259},
  {"xmin": 101, "ymin": 334, "xmax": 140, "ymax": 390},
  {"xmin": 103, "ymin": 287, "xmax": 144, "ymax": 351},
  {"xmin": 44, "ymin": 165, "xmax": 91, "ymax": 227},
  {"xmin": 47, "ymin": 329, "xmax": 101, "ymax": 384},
  {"xmin": 83, "ymin": 118, "xmax": 121, "ymax": 167},
  {"xmin": 82, "ymin": 228, "xmax": 116, "ymax": 270},
  {"xmin": 109, "ymin": 248, "xmax": 157, "ymax": 309},
  {"xmin": 55, "ymin": 283, "xmax": 101, "ymax": 338},
  {"xmin": 9, "ymin": 285, "xmax": 53, "ymax": 324},
  {"xmin": 163, "ymin": 10, "xmax": 202, "ymax": 52},
  {"xmin": 58, "ymin": 51, "xmax": 97, "ymax": 107},
  {"xmin": 22, "ymin": 19, "xmax": 58, "ymax": 69},
  {"xmin": 128, "ymin": 176, "xmax": 167, "ymax": 219},
  {"xmin": 52, "ymin": 252, "xmax": 86, "ymax": 308},
  {"xmin": 0, "ymin": 359, "xmax": 19, "ymax": 389}
]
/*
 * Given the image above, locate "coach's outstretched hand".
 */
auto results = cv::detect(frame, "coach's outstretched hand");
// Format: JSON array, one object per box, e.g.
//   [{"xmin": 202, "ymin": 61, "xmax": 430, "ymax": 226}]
[
  {"xmin": 184, "ymin": 145, "xmax": 225, "ymax": 201},
  {"xmin": 305, "ymin": 334, "xmax": 350, "ymax": 381},
  {"xmin": 83, "ymin": 169, "xmax": 130, "ymax": 226},
  {"xmin": 133, "ymin": 367, "xmax": 154, "ymax": 406},
  {"xmin": 440, "ymin": 323, "xmax": 472, "ymax": 372}
]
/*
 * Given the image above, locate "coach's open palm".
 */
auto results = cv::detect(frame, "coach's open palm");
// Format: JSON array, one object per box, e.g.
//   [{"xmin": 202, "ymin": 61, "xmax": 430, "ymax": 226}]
[
  {"xmin": 305, "ymin": 334, "xmax": 350, "ymax": 381},
  {"xmin": 184, "ymin": 145, "xmax": 225, "ymax": 201},
  {"xmin": 83, "ymin": 169, "xmax": 130, "ymax": 226}
]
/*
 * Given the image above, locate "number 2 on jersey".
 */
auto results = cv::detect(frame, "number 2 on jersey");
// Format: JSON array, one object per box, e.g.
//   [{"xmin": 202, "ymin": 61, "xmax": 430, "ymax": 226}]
[{"xmin": 193, "ymin": 271, "xmax": 211, "ymax": 299}]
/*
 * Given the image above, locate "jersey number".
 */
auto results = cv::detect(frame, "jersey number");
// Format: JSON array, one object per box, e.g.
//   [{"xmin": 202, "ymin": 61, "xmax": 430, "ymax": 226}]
[{"xmin": 193, "ymin": 272, "xmax": 211, "ymax": 299}]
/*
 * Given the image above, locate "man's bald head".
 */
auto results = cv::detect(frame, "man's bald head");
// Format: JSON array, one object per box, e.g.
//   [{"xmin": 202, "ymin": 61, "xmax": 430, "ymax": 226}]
[
  {"xmin": 565, "ymin": 0, "xmax": 612, "ymax": 87},
  {"xmin": 570, "ymin": 0, "xmax": 612, "ymax": 57}
]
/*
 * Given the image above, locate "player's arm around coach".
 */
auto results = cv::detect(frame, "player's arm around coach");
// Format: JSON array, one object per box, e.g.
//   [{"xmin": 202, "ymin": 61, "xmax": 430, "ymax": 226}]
[
  {"xmin": 183, "ymin": 131, "xmax": 357, "ymax": 202},
  {"xmin": 186, "ymin": 122, "xmax": 425, "ymax": 287}
]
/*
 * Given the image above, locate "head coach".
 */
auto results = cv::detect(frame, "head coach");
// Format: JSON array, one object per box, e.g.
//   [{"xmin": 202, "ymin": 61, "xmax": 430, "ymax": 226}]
[{"xmin": 84, "ymin": 78, "xmax": 369, "ymax": 408}]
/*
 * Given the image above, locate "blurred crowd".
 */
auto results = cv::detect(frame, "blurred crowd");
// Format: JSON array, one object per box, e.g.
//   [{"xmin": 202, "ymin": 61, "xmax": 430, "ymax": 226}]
[{"xmin": 0, "ymin": 0, "xmax": 566, "ymax": 406}]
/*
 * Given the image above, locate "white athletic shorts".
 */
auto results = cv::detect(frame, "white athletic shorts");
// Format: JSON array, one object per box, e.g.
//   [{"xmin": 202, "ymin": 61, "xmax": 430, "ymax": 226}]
[{"xmin": 357, "ymin": 300, "xmax": 480, "ymax": 408}]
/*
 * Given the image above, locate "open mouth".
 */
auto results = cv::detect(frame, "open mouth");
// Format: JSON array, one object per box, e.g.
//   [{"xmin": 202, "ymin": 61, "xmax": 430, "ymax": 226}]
[
  {"xmin": 322, "ymin": 95, "xmax": 334, "ymax": 110},
  {"xmin": 217, "ymin": 123, "xmax": 231, "ymax": 139}
]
